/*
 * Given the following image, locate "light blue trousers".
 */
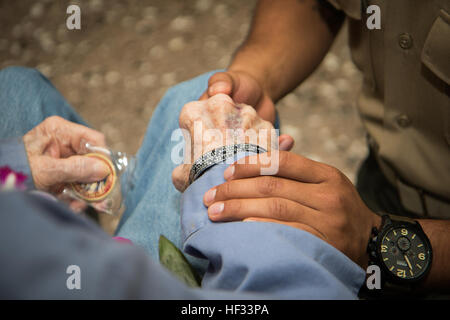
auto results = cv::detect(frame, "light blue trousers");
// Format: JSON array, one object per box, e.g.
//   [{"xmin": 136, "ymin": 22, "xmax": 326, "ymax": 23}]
[{"xmin": 0, "ymin": 66, "xmax": 216, "ymax": 265}]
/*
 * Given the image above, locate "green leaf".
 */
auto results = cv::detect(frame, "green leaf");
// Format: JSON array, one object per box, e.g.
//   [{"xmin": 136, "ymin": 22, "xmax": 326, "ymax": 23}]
[{"xmin": 158, "ymin": 235, "xmax": 201, "ymax": 287}]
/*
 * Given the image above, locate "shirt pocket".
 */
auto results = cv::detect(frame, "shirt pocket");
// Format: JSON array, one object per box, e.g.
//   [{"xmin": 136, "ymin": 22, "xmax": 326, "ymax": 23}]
[
  {"xmin": 421, "ymin": 9, "xmax": 450, "ymax": 86},
  {"xmin": 421, "ymin": 9, "xmax": 450, "ymax": 145},
  {"xmin": 327, "ymin": 0, "xmax": 362, "ymax": 20}
]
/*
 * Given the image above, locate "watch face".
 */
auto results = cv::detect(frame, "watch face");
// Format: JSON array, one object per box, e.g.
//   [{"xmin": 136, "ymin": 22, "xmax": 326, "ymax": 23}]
[{"xmin": 378, "ymin": 225, "xmax": 432, "ymax": 282}]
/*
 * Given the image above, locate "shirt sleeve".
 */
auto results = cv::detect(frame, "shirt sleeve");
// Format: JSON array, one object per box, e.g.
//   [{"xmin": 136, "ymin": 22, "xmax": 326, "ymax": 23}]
[
  {"xmin": 181, "ymin": 153, "xmax": 366, "ymax": 299},
  {"xmin": 0, "ymin": 137, "xmax": 35, "ymax": 189},
  {"xmin": 0, "ymin": 192, "xmax": 262, "ymax": 299}
]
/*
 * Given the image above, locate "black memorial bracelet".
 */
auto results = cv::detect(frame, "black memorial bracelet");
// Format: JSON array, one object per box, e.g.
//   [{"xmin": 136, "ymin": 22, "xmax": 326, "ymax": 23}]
[{"xmin": 188, "ymin": 143, "xmax": 267, "ymax": 184}]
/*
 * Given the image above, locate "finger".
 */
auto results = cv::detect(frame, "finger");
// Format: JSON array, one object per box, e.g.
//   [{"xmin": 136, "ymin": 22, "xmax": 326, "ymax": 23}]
[
  {"xmin": 43, "ymin": 116, "xmax": 106, "ymax": 156},
  {"xmin": 243, "ymin": 217, "xmax": 327, "ymax": 241},
  {"xmin": 178, "ymin": 101, "xmax": 204, "ymax": 131},
  {"xmin": 172, "ymin": 164, "xmax": 191, "ymax": 192},
  {"xmin": 69, "ymin": 200, "xmax": 88, "ymax": 213},
  {"xmin": 207, "ymin": 197, "xmax": 320, "ymax": 226},
  {"xmin": 203, "ymin": 176, "xmax": 320, "ymax": 209},
  {"xmin": 47, "ymin": 155, "xmax": 110, "ymax": 184},
  {"xmin": 223, "ymin": 151, "xmax": 329, "ymax": 183},
  {"xmin": 255, "ymin": 94, "xmax": 276, "ymax": 123},
  {"xmin": 207, "ymin": 72, "xmax": 234, "ymax": 97},
  {"xmin": 198, "ymin": 91, "xmax": 208, "ymax": 101},
  {"xmin": 62, "ymin": 122, "xmax": 106, "ymax": 154},
  {"xmin": 278, "ymin": 134, "xmax": 294, "ymax": 151},
  {"xmin": 206, "ymin": 93, "xmax": 238, "ymax": 116}
]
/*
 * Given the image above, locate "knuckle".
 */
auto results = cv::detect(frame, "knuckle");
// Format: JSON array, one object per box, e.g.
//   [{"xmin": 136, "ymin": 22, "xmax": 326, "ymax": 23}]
[
  {"xmin": 47, "ymin": 118, "xmax": 70, "ymax": 138},
  {"xmin": 71, "ymin": 157, "xmax": 84, "ymax": 177},
  {"xmin": 227, "ymin": 199, "xmax": 242, "ymax": 215},
  {"xmin": 330, "ymin": 214, "xmax": 347, "ymax": 232},
  {"xmin": 220, "ymin": 182, "xmax": 235, "ymax": 199},
  {"xmin": 179, "ymin": 102, "xmax": 196, "ymax": 118},
  {"xmin": 269, "ymin": 198, "xmax": 287, "ymax": 216},
  {"xmin": 179, "ymin": 102, "xmax": 199, "ymax": 128},
  {"xmin": 335, "ymin": 216, "xmax": 347, "ymax": 230},
  {"xmin": 261, "ymin": 119, "xmax": 274, "ymax": 130},
  {"xmin": 323, "ymin": 164, "xmax": 343, "ymax": 181},
  {"xmin": 326, "ymin": 192, "xmax": 346, "ymax": 209},
  {"xmin": 258, "ymin": 176, "xmax": 279, "ymax": 196},
  {"xmin": 241, "ymin": 104, "xmax": 257, "ymax": 118},
  {"xmin": 207, "ymin": 93, "xmax": 233, "ymax": 110},
  {"xmin": 45, "ymin": 115, "xmax": 64, "ymax": 129}
]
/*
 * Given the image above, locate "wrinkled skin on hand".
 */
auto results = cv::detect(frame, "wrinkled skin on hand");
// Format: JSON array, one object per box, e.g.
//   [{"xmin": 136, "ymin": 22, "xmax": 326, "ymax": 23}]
[
  {"xmin": 172, "ymin": 94, "xmax": 293, "ymax": 192},
  {"xmin": 23, "ymin": 116, "xmax": 110, "ymax": 193}
]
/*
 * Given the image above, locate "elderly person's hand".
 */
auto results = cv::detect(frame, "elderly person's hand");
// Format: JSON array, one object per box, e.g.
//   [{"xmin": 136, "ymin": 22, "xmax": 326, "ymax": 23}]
[
  {"xmin": 172, "ymin": 93, "xmax": 294, "ymax": 192},
  {"xmin": 202, "ymin": 151, "xmax": 382, "ymax": 269},
  {"xmin": 23, "ymin": 116, "xmax": 109, "ymax": 192}
]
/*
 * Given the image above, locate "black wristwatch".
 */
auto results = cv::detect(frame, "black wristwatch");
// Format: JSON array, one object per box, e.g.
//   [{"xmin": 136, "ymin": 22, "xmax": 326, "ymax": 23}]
[{"xmin": 367, "ymin": 214, "xmax": 432, "ymax": 287}]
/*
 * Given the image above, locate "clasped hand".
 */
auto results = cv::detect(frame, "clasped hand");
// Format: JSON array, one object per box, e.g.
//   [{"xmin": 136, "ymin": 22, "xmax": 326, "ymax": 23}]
[{"xmin": 174, "ymin": 91, "xmax": 381, "ymax": 269}]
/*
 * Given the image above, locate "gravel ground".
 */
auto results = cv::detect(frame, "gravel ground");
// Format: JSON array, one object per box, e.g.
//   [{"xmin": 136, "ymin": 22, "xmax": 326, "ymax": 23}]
[{"xmin": 0, "ymin": 0, "xmax": 367, "ymax": 233}]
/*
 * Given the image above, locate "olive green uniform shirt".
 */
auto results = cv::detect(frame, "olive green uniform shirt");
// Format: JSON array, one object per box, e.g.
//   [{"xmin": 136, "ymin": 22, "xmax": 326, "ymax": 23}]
[{"xmin": 328, "ymin": 0, "xmax": 450, "ymax": 218}]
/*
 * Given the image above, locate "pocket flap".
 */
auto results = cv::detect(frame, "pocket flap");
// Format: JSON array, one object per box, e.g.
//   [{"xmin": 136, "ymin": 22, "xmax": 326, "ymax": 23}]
[{"xmin": 421, "ymin": 9, "xmax": 450, "ymax": 85}]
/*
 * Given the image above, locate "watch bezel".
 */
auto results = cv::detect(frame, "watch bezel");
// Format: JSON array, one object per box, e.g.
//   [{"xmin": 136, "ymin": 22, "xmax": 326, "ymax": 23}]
[{"xmin": 376, "ymin": 221, "xmax": 432, "ymax": 284}]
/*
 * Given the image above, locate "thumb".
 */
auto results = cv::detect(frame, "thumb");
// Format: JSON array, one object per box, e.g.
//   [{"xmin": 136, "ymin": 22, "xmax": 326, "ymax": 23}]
[
  {"xmin": 278, "ymin": 134, "xmax": 295, "ymax": 151},
  {"xmin": 207, "ymin": 72, "xmax": 234, "ymax": 97},
  {"xmin": 51, "ymin": 155, "xmax": 111, "ymax": 184},
  {"xmin": 172, "ymin": 164, "xmax": 191, "ymax": 192}
]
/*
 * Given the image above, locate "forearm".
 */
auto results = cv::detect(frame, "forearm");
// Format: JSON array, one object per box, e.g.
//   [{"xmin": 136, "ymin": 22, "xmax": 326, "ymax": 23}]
[
  {"xmin": 419, "ymin": 219, "xmax": 450, "ymax": 291},
  {"xmin": 229, "ymin": 0, "xmax": 344, "ymax": 102}
]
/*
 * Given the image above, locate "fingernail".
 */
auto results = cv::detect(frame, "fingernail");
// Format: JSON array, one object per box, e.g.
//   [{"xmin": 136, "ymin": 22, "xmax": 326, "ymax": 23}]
[
  {"xmin": 209, "ymin": 81, "xmax": 228, "ymax": 94},
  {"xmin": 204, "ymin": 188, "xmax": 216, "ymax": 204},
  {"xmin": 209, "ymin": 202, "xmax": 224, "ymax": 216},
  {"xmin": 279, "ymin": 139, "xmax": 291, "ymax": 151},
  {"xmin": 224, "ymin": 165, "xmax": 235, "ymax": 180}
]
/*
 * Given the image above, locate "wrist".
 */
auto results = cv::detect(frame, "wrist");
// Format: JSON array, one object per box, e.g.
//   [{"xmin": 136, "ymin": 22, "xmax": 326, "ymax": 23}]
[
  {"xmin": 372, "ymin": 213, "xmax": 383, "ymax": 233},
  {"xmin": 415, "ymin": 219, "xmax": 450, "ymax": 290}
]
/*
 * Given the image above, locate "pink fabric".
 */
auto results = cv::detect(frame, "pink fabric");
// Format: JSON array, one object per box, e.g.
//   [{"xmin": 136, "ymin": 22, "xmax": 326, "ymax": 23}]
[
  {"xmin": 0, "ymin": 166, "xmax": 27, "ymax": 190},
  {"xmin": 112, "ymin": 236, "xmax": 133, "ymax": 245}
]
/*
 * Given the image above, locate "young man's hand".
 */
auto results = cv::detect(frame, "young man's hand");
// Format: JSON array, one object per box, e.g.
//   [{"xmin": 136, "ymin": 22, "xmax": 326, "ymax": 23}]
[
  {"xmin": 199, "ymin": 70, "xmax": 276, "ymax": 124},
  {"xmin": 203, "ymin": 151, "xmax": 382, "ymax": 268}
]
